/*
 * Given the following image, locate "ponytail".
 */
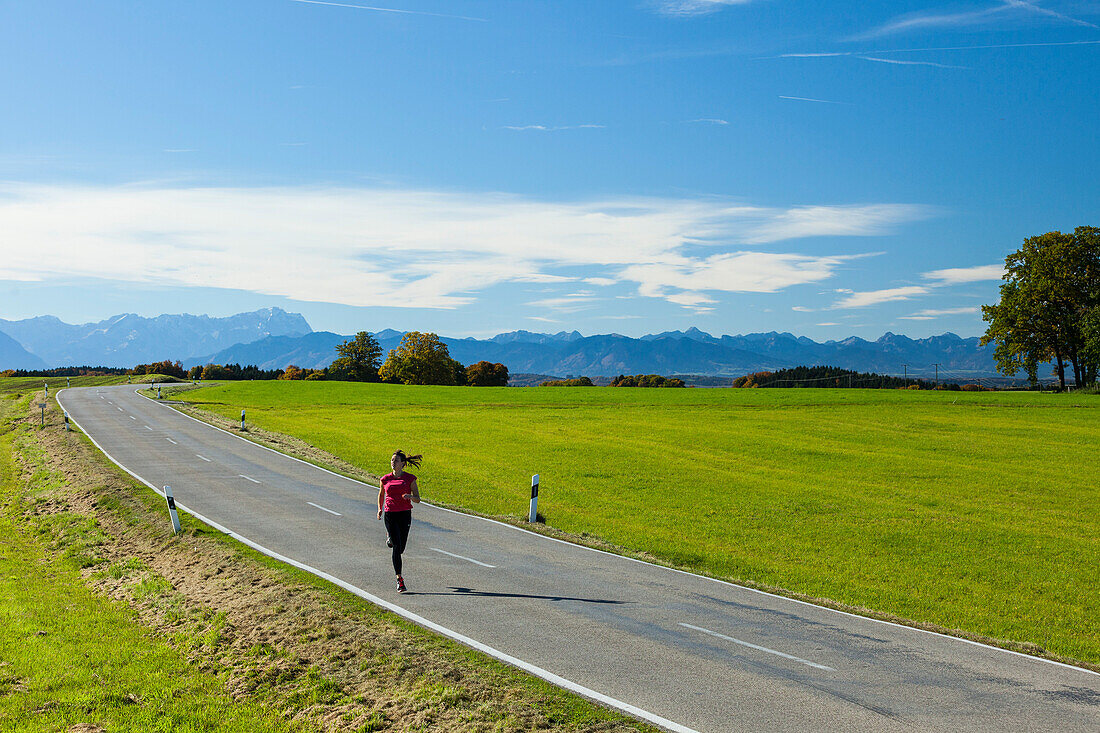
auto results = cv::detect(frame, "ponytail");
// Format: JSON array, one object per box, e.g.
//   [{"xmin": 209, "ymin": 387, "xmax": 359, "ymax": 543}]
[{"xmin": 393, "ymin": 450, "xmax": 422, "ymax": 468}]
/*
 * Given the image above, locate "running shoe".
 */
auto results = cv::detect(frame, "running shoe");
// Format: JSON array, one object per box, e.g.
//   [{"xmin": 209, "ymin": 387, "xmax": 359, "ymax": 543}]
[
  {"xmin": 386, "ymin": 536, "xmax": 393, "ymax": 548},
  {"xmin": 396, "ymin": 576, "xmax": 407, "ymax": 594}
]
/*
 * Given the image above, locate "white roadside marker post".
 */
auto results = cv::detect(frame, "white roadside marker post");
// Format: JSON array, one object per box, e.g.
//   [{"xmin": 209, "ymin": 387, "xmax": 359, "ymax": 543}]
[
  {"xmin": 44, "ymin": 382, "xmax": 48, "ymax": 397},
  {"xmin": 164, "ymin": 485, "xmax": 182, "ymax": 535},
  {"xmin": 66, "ymin": 377, "xmax": 70, "ymax": 388},
  {"xmin": 529, "ymin": 474, "xmax": 539, "ymax": 523},
  {"xmin": 157, "ymin": 385, "xmax": 162, "ymax": 399},
  {"xmin": 240, "ymin": 409, "xmax": 245, "ymax": 431},
  {"xmin": 63, "ymin": 411, "xmax": 70, "ymax": 432}
]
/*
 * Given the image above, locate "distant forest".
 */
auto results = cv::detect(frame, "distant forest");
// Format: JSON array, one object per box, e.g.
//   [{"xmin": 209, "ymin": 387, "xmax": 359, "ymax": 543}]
[{"xmin": 732, "ymin": 366, "xmax": 964, "ymax": 390}]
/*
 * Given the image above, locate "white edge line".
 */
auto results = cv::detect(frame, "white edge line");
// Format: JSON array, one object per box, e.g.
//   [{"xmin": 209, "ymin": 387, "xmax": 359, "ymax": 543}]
[
  {"xmin": 195, "ymin": 454, "xmax": 211, "ymax": 462},
  {"xmin": 430, "ymin": 547, "xmax": 496, "ymax": 568},
  {"xmin": 55, "ymin": 388, "xmax": 700, "ymax": 733},
  {"xmin": 307, "ymin": 501, "xmax": 342, "ymax": 516},
  {"xmin": 680, "ymin": 623, "xmax": 834, "ymax": 671},
  {"xmin": 166, "ymin": 438, "xmax": 177, "ymax": 445},
  {"xmin": 120, "ymin": 386, "xmax": 1100, "ymax": 679}
]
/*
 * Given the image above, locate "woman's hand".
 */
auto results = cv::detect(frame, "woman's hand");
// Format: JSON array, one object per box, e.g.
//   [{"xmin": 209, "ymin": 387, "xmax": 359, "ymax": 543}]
[
  {"xmin": 377, "ymin": 509, "xmax": 383, "ymax": 520},
  {"xmin": 402, "ymin": 493, "xmax": 413, "ymax": 502}
]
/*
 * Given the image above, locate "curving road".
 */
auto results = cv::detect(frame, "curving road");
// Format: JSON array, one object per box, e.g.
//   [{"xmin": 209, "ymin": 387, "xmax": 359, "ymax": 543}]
[{"xmin": 58, "ymin": 385, "xmax": 1100, "ymax": 733}]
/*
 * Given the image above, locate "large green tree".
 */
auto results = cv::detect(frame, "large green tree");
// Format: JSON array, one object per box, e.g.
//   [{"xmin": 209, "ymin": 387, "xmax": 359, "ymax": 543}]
[
  {"xmin": 981, "ymin": 226, "xmax": 1100, "ymax": 389},
  {"xmin": 328, "ymin": 331, "xmax": 383, "ymax": 382},
  {"xmin": 378, "ymin": 332, "xmax": 463, "ymax": 385}
]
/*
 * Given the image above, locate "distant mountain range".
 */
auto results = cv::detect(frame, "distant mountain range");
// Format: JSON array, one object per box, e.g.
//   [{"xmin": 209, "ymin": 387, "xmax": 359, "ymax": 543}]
[
  {"xmin": 0, "ymin": 308, "xmax": 310, "ymax": 368},
  {"xmin": 0, "ymin": 307, "xmax": 1000, "ymax": 379}
]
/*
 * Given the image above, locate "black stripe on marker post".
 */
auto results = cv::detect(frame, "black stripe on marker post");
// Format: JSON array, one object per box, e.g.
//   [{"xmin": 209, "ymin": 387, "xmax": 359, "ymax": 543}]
[
  {"xmin": 529, "ymin": 474, "xmax": 539, "ymax": 523},
  {"xmin": 164, "ymin": 485, "xmax": 182, "ymax": 535}
]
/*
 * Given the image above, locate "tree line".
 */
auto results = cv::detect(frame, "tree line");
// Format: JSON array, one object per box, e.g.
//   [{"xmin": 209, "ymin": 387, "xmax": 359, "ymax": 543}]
[
  {"xmin": 732, "ymin": 366, "xmax": 953, "ymax": 390},
  {"xmin": 175, "ymin": 332, "xmax": 509, "ymax": 387}
]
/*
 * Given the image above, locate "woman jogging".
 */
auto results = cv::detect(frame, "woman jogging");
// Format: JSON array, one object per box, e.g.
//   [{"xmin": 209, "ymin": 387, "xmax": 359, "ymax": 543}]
[{"xmin": 377, "ymin": 450, "xmax": 421, "ymax": 594}]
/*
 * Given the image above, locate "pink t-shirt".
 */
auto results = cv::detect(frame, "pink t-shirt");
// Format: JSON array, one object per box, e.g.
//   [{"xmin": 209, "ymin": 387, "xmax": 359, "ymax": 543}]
[{"xmin": 381, "ymin": 472, "xmax": 416, "ymax": 512}]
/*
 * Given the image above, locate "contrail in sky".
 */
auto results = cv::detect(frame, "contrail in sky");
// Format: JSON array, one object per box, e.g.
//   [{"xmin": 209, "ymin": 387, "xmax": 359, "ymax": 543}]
[
  {"xmin": 289, "ymin": 0, "xmax": 488, "ymax": 22},
  {"xmin": 779, "ymin": 95, "xmax": 848, "ymax": 104},
  {"xmin": 779, "ymin": 39, "xmax": 1100, "ymax": 58}
]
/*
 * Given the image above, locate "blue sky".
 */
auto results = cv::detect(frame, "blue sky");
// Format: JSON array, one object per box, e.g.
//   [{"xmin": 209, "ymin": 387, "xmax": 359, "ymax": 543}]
[{"xmin": 1, "ymin": 0, "xmax": 1097, "ymax": 339}]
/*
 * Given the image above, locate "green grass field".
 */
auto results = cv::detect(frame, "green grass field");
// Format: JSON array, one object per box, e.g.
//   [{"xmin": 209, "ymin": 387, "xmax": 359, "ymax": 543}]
[{"xmin": 173, "ymin": 381, "xmax": 1100, "ymax": 666}]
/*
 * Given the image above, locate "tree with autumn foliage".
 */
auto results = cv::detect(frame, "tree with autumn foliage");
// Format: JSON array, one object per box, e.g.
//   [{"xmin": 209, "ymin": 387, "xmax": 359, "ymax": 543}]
[{"xmin": 465, "ymin": 361, "xmax": 509, "ymax": 386}]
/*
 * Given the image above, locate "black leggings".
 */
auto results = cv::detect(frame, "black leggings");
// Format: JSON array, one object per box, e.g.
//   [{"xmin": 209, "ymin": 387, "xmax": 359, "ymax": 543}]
[{"xmin": 383, "ymin": 510, "xmax": 412, "ymax": 576}]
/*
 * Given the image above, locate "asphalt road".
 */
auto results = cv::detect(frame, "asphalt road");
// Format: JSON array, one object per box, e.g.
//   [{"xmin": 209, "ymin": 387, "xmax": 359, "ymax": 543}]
[{"xmin": 58, "ymin": 385, "xmax": 1100, "ymax": 732}]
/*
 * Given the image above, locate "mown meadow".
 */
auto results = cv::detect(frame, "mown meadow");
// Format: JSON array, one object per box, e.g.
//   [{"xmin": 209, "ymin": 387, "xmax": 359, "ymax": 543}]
[{"xmin": 172, "ymin": 381, "xmax": 1100, "ymax": 667}]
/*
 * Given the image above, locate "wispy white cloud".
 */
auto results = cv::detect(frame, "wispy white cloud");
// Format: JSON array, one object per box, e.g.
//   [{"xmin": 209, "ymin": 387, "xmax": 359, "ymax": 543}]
[
  {"xmin": 899, "ymin": 306, "xmax": 981, "ymax": 320},
  {"xmin": 923, "ymin": 264, "xmax": 1005, "ymax": 284},
  {"xmin": 288, "ymin": 0, "xmax": 487, "ymax": 22},
  {"xmin": 1004, "ymin": 0, "xmax": 1097, "ymax": 28},
  {"xmin": 0, "ymin": 183, "xmax": 932, "ymax": 312},
  {"xmin": 622, "ymin": 251, "xmax": 865, "ymax": 311},
  {"xmin": 649, "ymin": 0, "xmax": 752, "ymax": 17},
  {"xmin": 525, "ymin": 292, "xmax": 598, "ymax": 313},
  {"xmin": 791, "ymin": 306, "xmax": 815, "ymax": 312},
  {"xmin": 833, "ymin": 286, "xmax": 930, "ymax": 308},
  {"xmin": 779, "ymin": 95, "xmax": 848, "ymax": 104},
  {"xmin": 816, "ymin": 322, "xmax": 841, "ymax": 326},
  {"xmin": 685, "ymin": 118, "xmax": 730, "ymax": 125},
  {"xmin": 742, "ymin": 203, "xmax": 927, "ymax": 244},
  {"xmin": 855, "ymin": 0, "xmax": 1097, "ymax": 39}
]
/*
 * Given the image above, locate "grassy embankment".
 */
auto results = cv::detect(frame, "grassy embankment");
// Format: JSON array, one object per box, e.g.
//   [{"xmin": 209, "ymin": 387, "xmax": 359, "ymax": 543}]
[
  {"xmin": 172, "ymin": 381, "xmax": 1100, "ymax": 668},
  {"xmin": 1, "ymin": 377, "xmax": 656, "ymax": 732},
  {"xmin": 0, "ymin": 377, "xmax": 295, "ymax": 731}
]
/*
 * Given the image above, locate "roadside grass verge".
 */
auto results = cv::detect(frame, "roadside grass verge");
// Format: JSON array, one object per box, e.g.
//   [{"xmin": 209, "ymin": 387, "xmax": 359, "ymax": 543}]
[
  {"xmin": 0, "ymin": 391, "xmax": 296, "ymax": 732},
  {"xmin": 169, "ymin": 381, "xmax": 1100, "ymax": 668},
  {"xmin": 2, "ymin": 377, "xmax": 656, "ymax": 732}
]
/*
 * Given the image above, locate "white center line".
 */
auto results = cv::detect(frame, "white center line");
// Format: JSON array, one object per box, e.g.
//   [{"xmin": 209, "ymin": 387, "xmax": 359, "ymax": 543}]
[
  {"xmin": 239, "ymin": 474, "xmax": 261, "ymax": 484},
  {"xmin": 430, "ymin": 547, "xmax": 496, "ymax": 568},
  {"xmin": 679, "ymin": 623, "xmax": 834, "ymax": 671},
  {"xmin": 166, "ymin": 438, "xmax": 177, "ymax": 445},
  {"xmin": 117, "ymin": 407, "xmax": 124, "ymax": 412},
  {"xmin": 144, "ymin": 425, "xmax": 152, "ymax": 431},
  {"xmin": 129, "ymin": 416, "xmax": 136, "ymax": 420},
  {"xmin": 195, "ymin": 454, "xmax": 211, "ymax": 462},
  {"xmin": 307, "ymin": 501, "xmax": 341, "ymax": 516}
]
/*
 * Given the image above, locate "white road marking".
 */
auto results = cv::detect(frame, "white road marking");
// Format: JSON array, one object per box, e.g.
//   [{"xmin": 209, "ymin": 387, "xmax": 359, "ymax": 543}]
[
  {"xmin": 195, "ymin": 454, "xmax": 211, "ymax": 462},
  {"xmin": 239, "ymin": 474, "xmax": 261, "ymax": 484},
  {"xmin": 679, "ymin": 623, "xmax": 835, "ymax": 671},
  {"xmin": 144, "ymin": 425, "xmax": 152, "ymax": 430},
  {"xmin": 307, "ymin": 501, "xmax": 341, "ymax": 516},
  {"xmin": 430, "ymin": 547, "xmax": 496, "ymax": 568},
  {"xmin": 129, "ymin": 416, "xmax": 136, "ymax": 420},
  {"xmin": 166, "ymin": 438, "xmax": 177, "ymax": 445},
  {"xmin": 117, "ymin": 407, "xmax": 124, "ymax": 411}
]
